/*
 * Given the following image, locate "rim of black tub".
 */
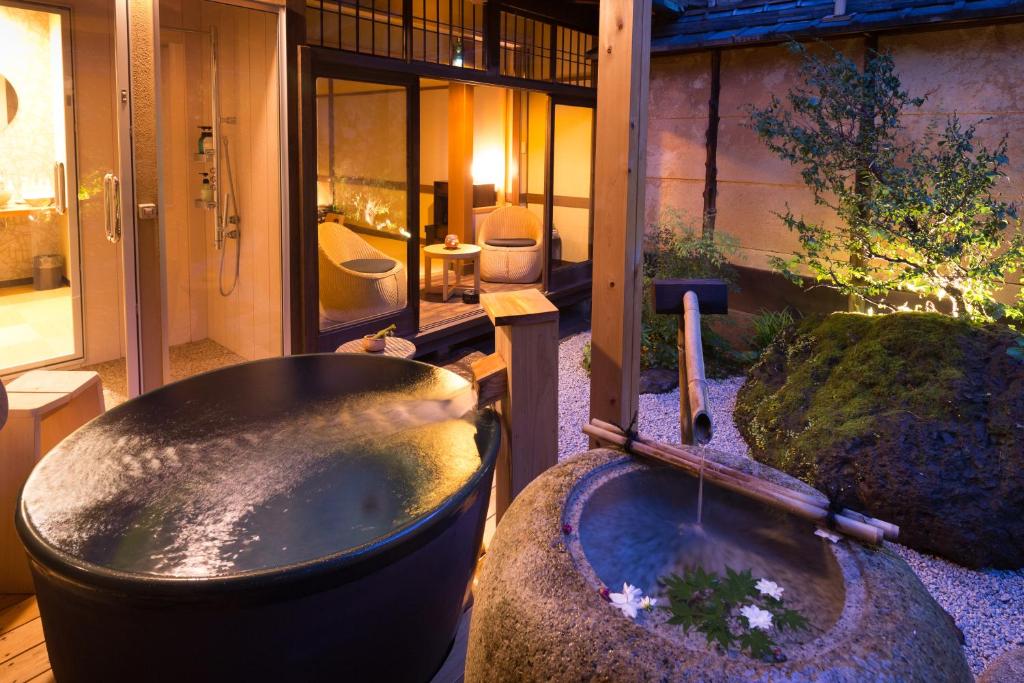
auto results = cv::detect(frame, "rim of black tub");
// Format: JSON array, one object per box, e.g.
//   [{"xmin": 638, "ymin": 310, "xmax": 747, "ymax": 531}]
[{"xmin": 16, "ymin": 354, "xmax": 500, "ymax": 599}]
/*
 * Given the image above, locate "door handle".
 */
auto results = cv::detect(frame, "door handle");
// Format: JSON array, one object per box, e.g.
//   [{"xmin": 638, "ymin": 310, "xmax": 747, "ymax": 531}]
[
  {"xmin": 54, "ymin": 162, "xmax": 67, "ymax": 215},
  {"xmin": 103, "ymin": 172, "xmax": 122, "ymax": 243}
]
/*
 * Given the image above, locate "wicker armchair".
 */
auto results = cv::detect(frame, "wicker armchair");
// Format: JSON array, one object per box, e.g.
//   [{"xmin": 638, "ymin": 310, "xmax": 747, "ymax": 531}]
[
  {"xmin": 318, "ymin": 222, "xmax": 407, "ymax": 324},
  {"xmin": 477, "ymin": 206, "xmax": 544, "ymax": 284}
]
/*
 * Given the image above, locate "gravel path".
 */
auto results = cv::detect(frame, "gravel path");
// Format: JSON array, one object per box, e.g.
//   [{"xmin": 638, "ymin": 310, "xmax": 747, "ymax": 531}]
[{"xmin": 556, "ymin": 331, "xmax": 1024, "ymax": 678}]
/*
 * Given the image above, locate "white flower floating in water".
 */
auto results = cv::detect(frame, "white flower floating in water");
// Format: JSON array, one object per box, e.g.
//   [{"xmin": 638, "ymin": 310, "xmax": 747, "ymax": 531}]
[
  {"xmin": 755, "ymin": 578, "xmax": 784, "ymax": 600},
  {"xmin": 640, "ymin": 596, "xmax": 657, "ymax": 611},
  {"xmin": 609, "ymin": 583, "xmax": 643, "ymax": 619},
  {"xmin": 740, "ymin": 604, "xmax": 774, "ymax": 631}
]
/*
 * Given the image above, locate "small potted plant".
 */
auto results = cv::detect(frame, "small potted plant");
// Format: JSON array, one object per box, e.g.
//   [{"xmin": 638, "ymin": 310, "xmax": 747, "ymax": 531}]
[{"xmin": 363, "ymin": 324, "xmax": 397, "ymax": 352}]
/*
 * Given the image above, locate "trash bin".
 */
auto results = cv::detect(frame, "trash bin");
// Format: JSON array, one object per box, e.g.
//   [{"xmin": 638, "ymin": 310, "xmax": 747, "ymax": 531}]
[{"xmin": 33, "ymin": 254, "xmax": 63, "ymax": 290}]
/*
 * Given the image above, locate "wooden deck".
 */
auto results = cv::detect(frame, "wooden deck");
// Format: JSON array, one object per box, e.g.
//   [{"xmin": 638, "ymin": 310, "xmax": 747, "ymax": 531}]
[
  {"xmin": 418, "ymin": 279, "xmax": 543, "ymax": 332},
  {"xmin": 0, "ymin": 593, "xmax": 50, "ymax": 682},
  {"xmin": 0, "ymin": 476, "xmax": 497, "ymax": 683}
]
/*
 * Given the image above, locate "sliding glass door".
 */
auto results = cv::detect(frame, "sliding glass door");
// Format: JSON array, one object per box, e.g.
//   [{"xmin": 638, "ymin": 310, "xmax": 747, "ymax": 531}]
[
  {"xmin": 0, "ymin": 1, "xmax": 81, "ymax": 376},
  {"xmin": 301, "ymin": 52, "xmax": 419, "ymax": 352},
  {"xmin": 546, "ymin": 97, "xmax": 595, "ymax": 293}
]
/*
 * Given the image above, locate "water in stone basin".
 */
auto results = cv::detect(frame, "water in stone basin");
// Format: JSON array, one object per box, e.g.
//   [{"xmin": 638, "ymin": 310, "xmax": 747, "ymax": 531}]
[
  {"xmin": 22, "ymin": 377, "xmax": 483, "ymax": 578},
  {"xmin": 577, "ymin": 466, "xmax": 847, "ymax": 650}
]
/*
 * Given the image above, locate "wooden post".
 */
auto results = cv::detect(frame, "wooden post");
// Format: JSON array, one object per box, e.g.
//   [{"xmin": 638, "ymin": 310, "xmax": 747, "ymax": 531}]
[
  {"xmin": 448, "ymin": 83, "xmax": 474, "ymax": 244},
  {"xmin": 589, "ymin": 0, "xmax": 653, "ymax": 433},
  {"xmin": 480, "ymin": 289, "xmax": 559, "ymax": 520}
]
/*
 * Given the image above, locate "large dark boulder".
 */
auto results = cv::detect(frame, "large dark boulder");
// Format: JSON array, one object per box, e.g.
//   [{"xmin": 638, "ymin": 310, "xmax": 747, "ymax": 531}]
[{"xmin": 735, "ymin": 312, "xmax": 1024, "ymax": 569}]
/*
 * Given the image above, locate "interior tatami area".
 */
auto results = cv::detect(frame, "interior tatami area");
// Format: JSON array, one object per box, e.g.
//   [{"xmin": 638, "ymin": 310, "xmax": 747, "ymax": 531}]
[{"xmin": 0, "ymin": 284, "xmax": 75, "ymax": 373}]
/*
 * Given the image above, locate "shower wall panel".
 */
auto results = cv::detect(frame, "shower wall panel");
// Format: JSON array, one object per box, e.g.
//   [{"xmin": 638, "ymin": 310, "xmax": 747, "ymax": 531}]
[{"xmin": 161, "ymin": 0, "xmax": 282, "ymax": 360}]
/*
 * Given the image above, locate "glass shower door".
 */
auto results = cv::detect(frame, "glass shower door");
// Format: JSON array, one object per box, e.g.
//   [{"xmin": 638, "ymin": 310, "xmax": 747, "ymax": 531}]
[{"xmin": 0, "ymin": 1, "xmax": 81, "ymax": 376}]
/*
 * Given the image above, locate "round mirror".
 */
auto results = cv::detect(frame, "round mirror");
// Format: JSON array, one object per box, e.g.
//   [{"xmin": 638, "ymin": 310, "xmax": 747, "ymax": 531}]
[{"xmin": 0, "ymin": 75, "xmax": 18, "ymax": 132}]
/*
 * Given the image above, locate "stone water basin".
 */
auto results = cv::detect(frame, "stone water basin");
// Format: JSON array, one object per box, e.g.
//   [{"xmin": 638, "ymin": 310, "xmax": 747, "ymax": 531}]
[{"xmin": 466, "ymin": 449, "xmax": 970, "ymax": 682}]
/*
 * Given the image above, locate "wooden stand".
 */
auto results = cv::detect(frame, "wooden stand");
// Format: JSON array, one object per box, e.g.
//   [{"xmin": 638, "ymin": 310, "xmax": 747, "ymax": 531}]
[
  {"xmin": 472, "ymin": 290, "xmax": 559, "ymax": 521},
  {"xmin": 1, "ymin": 371, "xmax": 105, "ymax": 592}
]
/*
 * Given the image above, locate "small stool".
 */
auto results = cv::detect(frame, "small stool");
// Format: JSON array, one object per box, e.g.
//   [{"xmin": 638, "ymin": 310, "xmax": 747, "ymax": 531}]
[
  {"xmin": 335, "ymin": 337, "xmax": 417, "ymax": 359},
  {"xmin": 1, "ymin": 370, "xmax": 104, "ymax": 592}
]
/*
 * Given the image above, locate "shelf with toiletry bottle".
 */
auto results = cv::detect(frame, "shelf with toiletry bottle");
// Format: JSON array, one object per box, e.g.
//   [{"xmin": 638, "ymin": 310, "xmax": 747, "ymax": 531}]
[{"xmin": 193, "ymin": 125, "xmax": 217, "ymax": 209}]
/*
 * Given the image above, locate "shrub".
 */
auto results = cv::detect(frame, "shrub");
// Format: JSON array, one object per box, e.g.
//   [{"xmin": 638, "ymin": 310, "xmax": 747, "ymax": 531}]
[
  {"xmin": 641, "ymin": 212, "xmax": 746, "ymax": 376},
  {"xmin": 749, "ymin": 308, "xmax": 796, "ymax": 354},
  {"xmin": 749, "ymin": 43, "xmax": 1024, "ymax": 322}
]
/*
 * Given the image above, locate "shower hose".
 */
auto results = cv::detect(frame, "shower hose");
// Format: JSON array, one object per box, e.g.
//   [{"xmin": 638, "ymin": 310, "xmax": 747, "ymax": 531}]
[{"xmin": 218, "ymin": 135, "xmax": 241, "ymax": 297}]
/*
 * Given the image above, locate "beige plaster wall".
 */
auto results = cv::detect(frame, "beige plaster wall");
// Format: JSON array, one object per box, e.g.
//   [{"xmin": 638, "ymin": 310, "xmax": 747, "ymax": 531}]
[
  {"xmin": 879, "ymin": 24, "xmax": 1024, "ymax": 301},
  {"xmin": 645, "ymin": 51, "xmax": 710, "ymax": 234},
  {"xmin": 648, "ymin": 29, "xmax": 1024, "ymax": 303}
]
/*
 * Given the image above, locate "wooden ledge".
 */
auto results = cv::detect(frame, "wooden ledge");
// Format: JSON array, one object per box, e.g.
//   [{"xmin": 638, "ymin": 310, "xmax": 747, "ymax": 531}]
[{"xmin": 481, "ymin": 289, "xmax": 558, "ymax": 327}]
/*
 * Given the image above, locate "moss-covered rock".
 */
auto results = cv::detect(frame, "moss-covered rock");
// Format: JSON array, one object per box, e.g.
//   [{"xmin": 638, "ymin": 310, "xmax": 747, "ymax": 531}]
[{"xmin": 735, "ymin": 312, "xmax": 1024, "ymax": 568}]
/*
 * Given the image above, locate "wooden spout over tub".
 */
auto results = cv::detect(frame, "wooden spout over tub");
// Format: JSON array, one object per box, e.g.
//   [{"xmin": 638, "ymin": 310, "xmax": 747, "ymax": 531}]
[
  {"xmin": 471, "ymin": 289, "xmax": 559, "ymax": 521},
  {"xmin": 653, "ymin": 279, "xmax": 729, "ymax": 446}
]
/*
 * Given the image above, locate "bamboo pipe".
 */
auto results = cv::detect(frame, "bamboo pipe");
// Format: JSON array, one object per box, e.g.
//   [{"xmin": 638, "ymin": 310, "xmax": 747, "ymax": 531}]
[
  {"xmin": 591, "ymin": 419, "xmax": 899, "ymax": 541},
  {"xmin": 583, "ymin": 422, "xmax": 884, "ymax": 545},
  {"xmin": 680, "ymin": 290, "xmax": 712, "ymax": 445}
]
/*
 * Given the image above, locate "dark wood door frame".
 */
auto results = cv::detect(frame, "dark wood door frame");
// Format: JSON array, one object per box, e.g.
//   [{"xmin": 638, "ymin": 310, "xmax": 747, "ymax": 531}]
[{"xmin": 298, "ymin": 46, "xmax": 421, "ymax": 352}]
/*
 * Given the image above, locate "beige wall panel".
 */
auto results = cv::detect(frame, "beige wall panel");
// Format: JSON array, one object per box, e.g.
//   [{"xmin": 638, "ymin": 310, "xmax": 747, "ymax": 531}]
[
  {"xmin": 644, "ymin": 177, "xmax": 704, "ymax": 233},
  {"xmin": 715, "ymin": 119, "xmax": 805, "ymax": 186},
  {"xmin": 716, "ymin": 181, "xmax": 838, "ymax": 254},
  {"xmin": 649, "ymin": 52, "xmax": 709, "ymax": 120},
  {"xmin": 646, "ymin": 116, "xmax": 708, "ymax": 181},
  {"xmin": 718, "ymin": 39, "xmax": 863, "ymax": 114},
  {"xmin": 880, "ymin": 25, "xmax": 1024, "ymax": 115}
]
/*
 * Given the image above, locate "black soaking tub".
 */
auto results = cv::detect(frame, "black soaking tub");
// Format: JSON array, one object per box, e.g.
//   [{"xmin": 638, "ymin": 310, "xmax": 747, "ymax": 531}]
[{"xmin": 16, "ymin": 354, "xmax": 499, "ymax": 683}]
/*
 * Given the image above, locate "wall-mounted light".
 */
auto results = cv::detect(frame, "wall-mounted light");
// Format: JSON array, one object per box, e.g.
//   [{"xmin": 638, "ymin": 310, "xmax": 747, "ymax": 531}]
[
  {"xmin": 452, "ymin": 38, "xmax": 464, "ymax": 68},
  {"xmin": 472, "ymin": 148, "xmax": 504, "ymax": 187}
]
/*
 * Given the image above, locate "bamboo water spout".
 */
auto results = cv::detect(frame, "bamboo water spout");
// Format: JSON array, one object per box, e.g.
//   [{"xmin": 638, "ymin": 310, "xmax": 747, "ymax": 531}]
[
  {"xmin": 653, "ymin": 279, "xmax": 729, "ymax": 446},
  {"xmin": 681, "ymin": 290, "xmax": 712, "ymax": 445}
]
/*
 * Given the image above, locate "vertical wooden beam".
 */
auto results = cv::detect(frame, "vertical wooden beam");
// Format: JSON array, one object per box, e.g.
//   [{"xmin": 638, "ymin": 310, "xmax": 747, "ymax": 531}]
[
  {"xmin": 589, "ymin": 0, "xmax": 652, "ymax": 432},
  {"xmin": 702, "ymin": 48, "xmax": 721, "ymax": 239},
  {"xmin": 508, "ymin": 89, "xmax": 523, "ymax": 205},
  {"xmin": 448, "ymin": 83, "xmax": 474, "ymax": 243},
  {"xmin": 480, "ymin": 289, "xmax": 559, "ymax": 520}
]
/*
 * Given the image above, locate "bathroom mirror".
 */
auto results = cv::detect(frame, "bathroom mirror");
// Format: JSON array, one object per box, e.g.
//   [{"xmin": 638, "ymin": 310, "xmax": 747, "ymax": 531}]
[{"xmin": 0, "ymin": 75, "xmax": 18, "ymax": 132}]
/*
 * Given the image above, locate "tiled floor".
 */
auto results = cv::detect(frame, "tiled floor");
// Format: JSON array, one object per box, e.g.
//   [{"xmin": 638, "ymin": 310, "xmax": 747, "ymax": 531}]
[
  {"xmin": 83, "ymin": 339, "xmax": 245, "ymax": 408},
  {"xmin": 82, "ymin": 339, "xmax": 245, "ymax": 409},
  {"xmin": 0, "ymin": 285, "xmax": 75, "ymax": 373}
]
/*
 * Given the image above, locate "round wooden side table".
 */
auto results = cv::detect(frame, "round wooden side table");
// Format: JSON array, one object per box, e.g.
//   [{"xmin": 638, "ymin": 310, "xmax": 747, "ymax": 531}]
[
  {"xmin": 423, "ymin": 243, "xmax": 482, "ymax": 302},
  {"xmin": 335, "ymin": 336, "xmax": 417, "ymax": 359}
]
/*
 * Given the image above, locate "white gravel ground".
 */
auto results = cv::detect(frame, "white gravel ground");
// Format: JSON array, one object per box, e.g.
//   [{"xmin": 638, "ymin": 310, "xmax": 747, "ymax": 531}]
[{"xmin": 556, "ymin": 331, "xmax": 1024, "ymax": 678}]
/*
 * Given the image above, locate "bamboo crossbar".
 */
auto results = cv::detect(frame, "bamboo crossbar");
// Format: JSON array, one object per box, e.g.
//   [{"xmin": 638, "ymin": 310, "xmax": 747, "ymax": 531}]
[
  {"xmin": 584, "ymin": 420, "xmax": 895, "ymax": 546},
  {"xmin": 590, "ymin": 419, "xmax": 898, "ymax": 541}
]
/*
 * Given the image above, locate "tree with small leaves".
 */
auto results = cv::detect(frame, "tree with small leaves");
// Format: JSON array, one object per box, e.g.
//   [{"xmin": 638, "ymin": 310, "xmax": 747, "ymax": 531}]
[{"xmin": 748, "ymin": 43, "xmax": 1024, "ymax": 321}]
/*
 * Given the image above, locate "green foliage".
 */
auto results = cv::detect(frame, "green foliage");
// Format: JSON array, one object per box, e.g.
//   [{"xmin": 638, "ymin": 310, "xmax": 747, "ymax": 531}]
[
  {"xmin": 641, "ymin": 212, "xmax": 747, "ymax": 376},
  {"xmin": 1008, "ymin": 336, "xmax": 1024, "ymax": 363},
  {"xmin": 748, "ymin": 42, "xmax": 1024, "ymax": 322},
  {"xmin": 371, "ymin": 323, "xmax": 397, "ymax": 340},
  {"xmin": 661, "ymin": 566, "xmax": 808, "ymax": 660},
  {"xmin": 735, "ymin": 312, "xmax": 971, "ymax": 482},
  {"xmin": 750, "ymin": 308, "xmax": 797, "ymax": 354}
]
